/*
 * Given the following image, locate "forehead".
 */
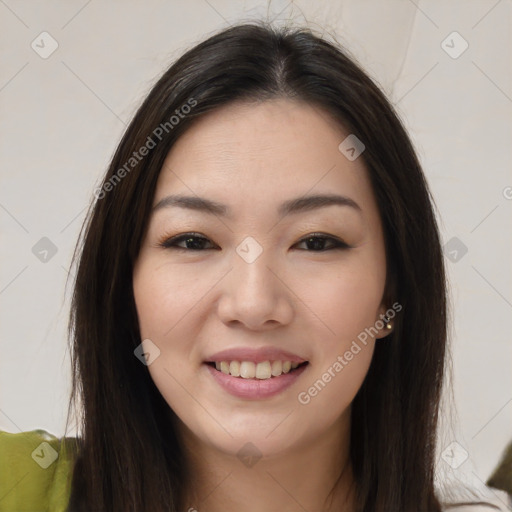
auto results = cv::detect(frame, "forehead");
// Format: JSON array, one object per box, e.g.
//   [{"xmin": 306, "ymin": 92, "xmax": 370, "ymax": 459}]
[{"xmin": 154, "ymin": 99, "xmax": 377, "ymax": 219}]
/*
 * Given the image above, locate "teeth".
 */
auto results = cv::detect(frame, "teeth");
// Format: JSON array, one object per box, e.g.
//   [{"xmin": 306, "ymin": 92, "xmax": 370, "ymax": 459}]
[
  {"xmin": 271, "ymin": 360, "xmax": 282, "ymax": 376},
  {"xmin": 229, "ymin": 361, "xmax": 240, "ymax": 377},
  {"xmin": 240, "ymin": 361, "xmax": 255, "ymax": 379},
  {"xmin": 255, "ymin": 361, "xmax": 271, "ymax": 379},
  {"xmin": 212, "ymin": 360, "xmax": 304, "ymax": 379}
]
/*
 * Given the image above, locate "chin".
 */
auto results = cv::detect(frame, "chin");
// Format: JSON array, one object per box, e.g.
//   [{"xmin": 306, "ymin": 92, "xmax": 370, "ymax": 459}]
[{"xmin": 181, "ymin": 411, "xmax": 316, "ymax": 462}]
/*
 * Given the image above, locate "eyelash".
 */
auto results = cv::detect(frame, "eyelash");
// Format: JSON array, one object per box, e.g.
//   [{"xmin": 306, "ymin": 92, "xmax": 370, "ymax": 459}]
[{"xmin": 158, "ymin": 232, "xmax": 351, "ymax": 252}]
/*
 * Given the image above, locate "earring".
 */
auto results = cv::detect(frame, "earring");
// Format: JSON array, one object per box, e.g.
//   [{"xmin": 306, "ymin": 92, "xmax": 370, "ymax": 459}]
[{"xmin": 383, "ymin": 316, "xmax": 393, "ymax": 330}]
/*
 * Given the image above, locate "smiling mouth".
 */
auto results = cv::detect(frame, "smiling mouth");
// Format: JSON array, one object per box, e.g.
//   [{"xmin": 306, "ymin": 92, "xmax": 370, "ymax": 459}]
[{"xmin": 206, "ymin": 360, "xmax": 309, "ymax": 380}]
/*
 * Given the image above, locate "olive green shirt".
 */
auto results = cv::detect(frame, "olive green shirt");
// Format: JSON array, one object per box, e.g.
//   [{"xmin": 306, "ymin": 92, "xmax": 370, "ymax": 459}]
[{"xmin": 0, "ymin": 429, "xmax": 78, "ymax": 512}]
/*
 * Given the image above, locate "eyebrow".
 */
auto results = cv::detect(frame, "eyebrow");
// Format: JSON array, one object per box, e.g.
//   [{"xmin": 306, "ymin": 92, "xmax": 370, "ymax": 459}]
[{"xmin": 152, "ymin": 193, "xmax": 362, "ymax": 219}]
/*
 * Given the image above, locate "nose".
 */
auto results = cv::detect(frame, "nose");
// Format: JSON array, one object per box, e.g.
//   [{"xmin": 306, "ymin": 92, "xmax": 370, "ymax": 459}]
[{"xmin": 216, "ymin": 248, "xmax": 295, "ymax": 331}]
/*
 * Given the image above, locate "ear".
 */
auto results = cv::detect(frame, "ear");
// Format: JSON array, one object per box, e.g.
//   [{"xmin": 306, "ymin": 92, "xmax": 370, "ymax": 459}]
[
  {"xmin": 375, "ymin": 273, "xmax": 399, "ymax": 339},
  {"xmin": 374, "ymin": 303, "xmax": 395, "ymax": 340}
]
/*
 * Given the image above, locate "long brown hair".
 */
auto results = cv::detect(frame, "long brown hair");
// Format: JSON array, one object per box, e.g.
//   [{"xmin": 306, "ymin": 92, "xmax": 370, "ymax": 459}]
[{"xmin": 66, "ymin": 22, "xmax": 449, "ymax": 511}]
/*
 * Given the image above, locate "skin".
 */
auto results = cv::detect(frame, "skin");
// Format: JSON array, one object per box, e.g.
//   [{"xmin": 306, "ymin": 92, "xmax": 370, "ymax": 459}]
[{"xmin": 133, "ymin": 99, "xmax": 392, "ymax": 511}]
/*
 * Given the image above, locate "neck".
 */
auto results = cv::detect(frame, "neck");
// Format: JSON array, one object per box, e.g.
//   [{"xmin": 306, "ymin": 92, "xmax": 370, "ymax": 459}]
[{"xmin": 177, "ymin": 411, "xmax": 356, "ymax": 512}]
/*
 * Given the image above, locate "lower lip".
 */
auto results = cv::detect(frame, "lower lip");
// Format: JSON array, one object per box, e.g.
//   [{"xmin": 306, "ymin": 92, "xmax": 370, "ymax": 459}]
[{"xmin": 205, "ymin": 363, "xmax": 308, "ymax": 400}]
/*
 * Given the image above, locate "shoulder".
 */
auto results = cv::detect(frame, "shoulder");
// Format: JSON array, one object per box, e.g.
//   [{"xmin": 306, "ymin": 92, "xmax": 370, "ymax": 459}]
[
  {"xmin": 441, "ymin": 487, "xmax": 512, "ymax": 512},
  {"xmin": 0, "ymin": 429, "xmax": 80, "ymax": 512}
]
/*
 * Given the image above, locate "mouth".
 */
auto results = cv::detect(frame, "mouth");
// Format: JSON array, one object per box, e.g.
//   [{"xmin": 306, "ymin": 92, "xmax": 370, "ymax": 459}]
[
  {"xmin": 206, "ymin": 360, "xmax": 309, "ymax": 379},
  {"xmin": 204, "ymin": 360, "xmax": 310, "ymax": 400}
]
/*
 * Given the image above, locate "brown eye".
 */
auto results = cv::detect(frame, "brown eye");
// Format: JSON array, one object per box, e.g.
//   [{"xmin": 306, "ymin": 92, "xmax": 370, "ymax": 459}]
[
  {"xmin": 294, "ymin": 234, "xmax": 350, "ymax": 251},
  {"xmin": 159, "ymin": 233, "xmax": 216, "ymax": 251}
]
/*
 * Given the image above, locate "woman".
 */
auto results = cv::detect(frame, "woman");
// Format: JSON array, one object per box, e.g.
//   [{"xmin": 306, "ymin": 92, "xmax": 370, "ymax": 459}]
[{"xmin": 1, "ymin": 22, "xmax": 508, "ymax": 512}]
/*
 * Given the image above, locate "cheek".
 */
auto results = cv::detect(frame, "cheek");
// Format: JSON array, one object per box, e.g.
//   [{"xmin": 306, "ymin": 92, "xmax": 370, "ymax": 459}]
[
  {"xmin": 294, "ymin": 263, "xmax": 381, "ymax": 419},
  {"xmin": 294, "ymin": 249, "xmax": 384, "ymax": 407},
  {"xmin": 132, "ymin": 260, "xmax": 209, "ymax": 418},
  {"xmin": 299, "ymin": 257, "xmax": 385, "ymax": 347},
  {"xmin": 133, "ymin": 259, "xmax": 210, "ymax": 342}
]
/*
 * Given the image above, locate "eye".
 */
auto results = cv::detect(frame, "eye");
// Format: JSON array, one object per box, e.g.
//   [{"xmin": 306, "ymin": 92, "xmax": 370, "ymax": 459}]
[
  {"xmin": 158, "ymin": 232, "xmax": 350, "ymax": 252},
  {"xmin": 158, "ymin": 232, "xmax": 217, "ymax": 251},
  {"xmin": 294, "ymin": 233, "xmax": 351, "ymax": 252}
]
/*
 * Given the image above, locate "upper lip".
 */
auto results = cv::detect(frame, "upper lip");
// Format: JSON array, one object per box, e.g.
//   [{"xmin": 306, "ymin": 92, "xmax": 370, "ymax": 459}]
[{"xmin": 205, "ymin": 347, "xmax": 307, "ymax": 364}]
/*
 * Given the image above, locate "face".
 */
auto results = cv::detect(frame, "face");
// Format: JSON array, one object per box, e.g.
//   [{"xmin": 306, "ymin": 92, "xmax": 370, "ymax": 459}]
[{"xmin": 133, "ymin": 99, "xmax": 390, "ymax": 459}]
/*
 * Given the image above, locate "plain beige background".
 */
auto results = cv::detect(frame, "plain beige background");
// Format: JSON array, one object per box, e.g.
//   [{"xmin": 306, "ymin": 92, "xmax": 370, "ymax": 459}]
[{"xmin": 0, "ymin": 0, "xmax": 510, "ymax": 499}]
